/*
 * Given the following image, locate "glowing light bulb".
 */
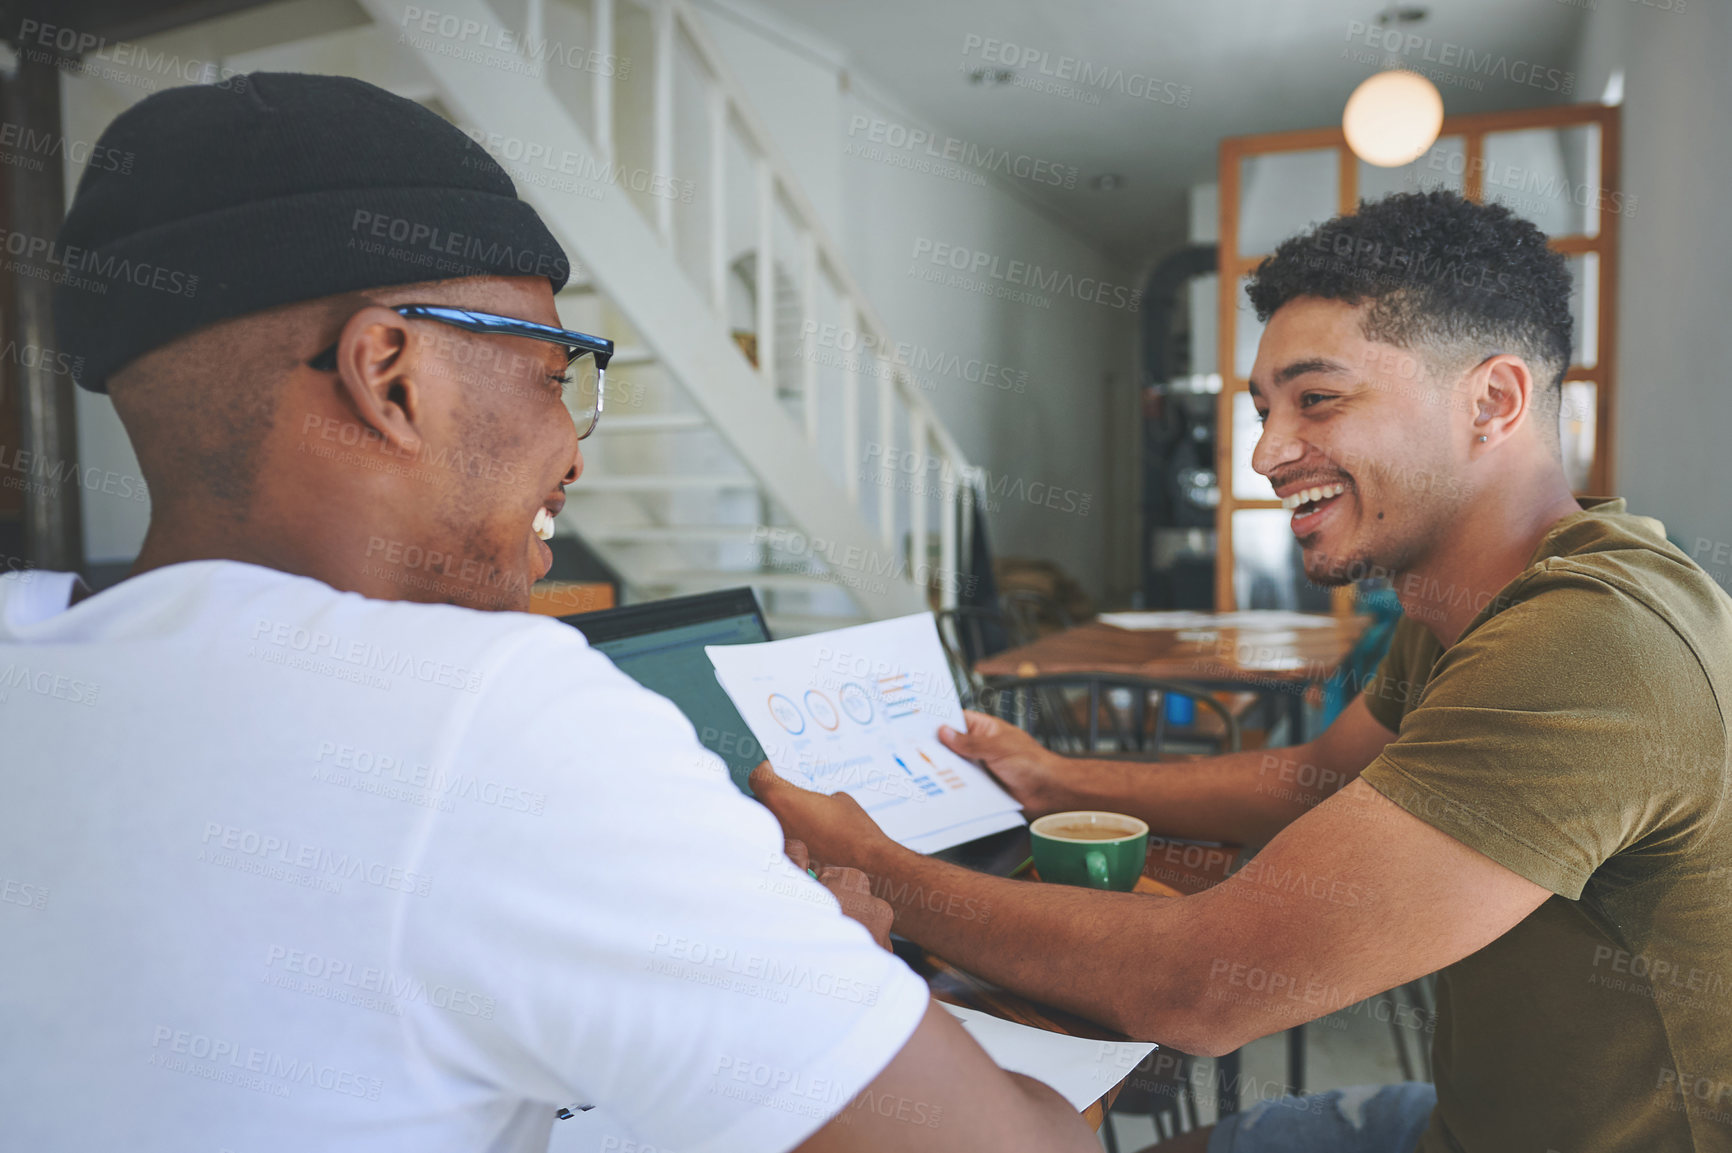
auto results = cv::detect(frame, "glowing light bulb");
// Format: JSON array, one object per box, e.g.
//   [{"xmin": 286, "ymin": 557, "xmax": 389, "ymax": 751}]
[{"xmin": 1343, "ymin": 70, "xmax": 1444, "ymax": 167}]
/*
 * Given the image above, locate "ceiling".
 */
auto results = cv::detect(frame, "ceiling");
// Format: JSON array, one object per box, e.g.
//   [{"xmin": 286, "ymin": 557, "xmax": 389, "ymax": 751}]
[
  {"xmin": 14, "ymin": 0, "xmax": 1592, "ymax": 271},
  {"xmin": 738, "ymin": 0, "xmax": 1590, "ymax": 267}
]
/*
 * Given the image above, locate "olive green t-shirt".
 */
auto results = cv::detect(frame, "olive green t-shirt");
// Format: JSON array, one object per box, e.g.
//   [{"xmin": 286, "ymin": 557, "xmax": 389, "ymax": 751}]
[{"xmin": 1357, "ymin": 499, "xmax": 1732, "ymax": 1153}]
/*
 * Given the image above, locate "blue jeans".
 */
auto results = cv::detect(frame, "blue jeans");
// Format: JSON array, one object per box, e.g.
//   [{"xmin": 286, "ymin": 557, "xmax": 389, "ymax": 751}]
[{"xmin": 1207, "ymin": 1083, "xmax": 1436, "ymax": 1153}]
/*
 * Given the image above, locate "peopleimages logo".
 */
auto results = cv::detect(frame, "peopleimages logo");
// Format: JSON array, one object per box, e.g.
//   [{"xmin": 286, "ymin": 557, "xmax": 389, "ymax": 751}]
[
  {"xmin": 844, "ymin": 115, "xmax": 1077, "ymax": 189},
  {"xmin": 0, "ymin": 340, "xmax": 84, "ymax": 380},
  {"xmin": 1342, "ymin": 21, "xmax": 1574, "ymax": 94},
  {"xmin": 348, "ymin": 210, "xmax": 569, "ymax": 283},
  {"xmin": 14, "ymin": 19, "xmax": 251, "ymax": 92},
  {"xmin": 909, "ymin": 238, "xmax": 1141, "ymax": 312},
  {"xmin": 0, "ymin": 122, "xmax": 135, "ymax": 175},
  {"xmin": 0, "ymin": 227, "xmax": 199, "ymax": 298},
  {"xmin": 399, "ymin": 5, "xmax": 632, "ymax": 78},
  {"xmin": 958, "ymin": 35, "xmax": 1192, "ymax": 107},
  {"xmin": 462, "ymin": 130, "xmax": 694, "ymax": 203},
  {"xmin": 798, "ymin": 320, "xmax": 1029, "ymax": 395}
]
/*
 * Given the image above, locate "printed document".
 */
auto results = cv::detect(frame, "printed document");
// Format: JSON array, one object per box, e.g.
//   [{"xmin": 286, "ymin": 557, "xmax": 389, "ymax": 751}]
[{"xmin": 706, "ymin": 614, "xmax": 1024, "ymax": 853}]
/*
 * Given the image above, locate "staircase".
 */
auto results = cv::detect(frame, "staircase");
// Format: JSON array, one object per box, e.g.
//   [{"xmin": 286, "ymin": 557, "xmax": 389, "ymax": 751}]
[{"xmin": 256, "ymin": 0, "xmax": 986, "ymax": 633}]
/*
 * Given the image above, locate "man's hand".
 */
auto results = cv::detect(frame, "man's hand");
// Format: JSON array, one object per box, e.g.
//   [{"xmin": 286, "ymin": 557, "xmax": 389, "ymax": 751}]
[
  {"xmin": 783, "ymin": 836, "xmax": 894, "ymax": 950},
  {"xmin": 753, "ymin": 759, "xmax": 902, "ymax": 871},
  {"xmin": 938, "ymin": 711, "xmax": 1069, "ymax": 815}
]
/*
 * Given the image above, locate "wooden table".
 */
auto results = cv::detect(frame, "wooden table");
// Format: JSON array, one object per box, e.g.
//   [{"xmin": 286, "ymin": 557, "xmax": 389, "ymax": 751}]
[
  {"xmin": 526, "ymin": 580, "xmax": 615, "ymax": 617},
  {"xmin": 903, "ymin": 836, "xmax": 1241, "ymax": 1130},
  {"xmin": 974, "ymin": 612, "xmax": 1369, "ymax": 743}
]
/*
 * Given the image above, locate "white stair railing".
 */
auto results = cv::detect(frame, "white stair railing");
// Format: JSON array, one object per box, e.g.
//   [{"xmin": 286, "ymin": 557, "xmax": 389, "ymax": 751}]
[
  {"xmin": 659, "ymin": 0, "xmax": 977, "ymax": 605},
  {"xmin": 372, "ymin": 0, "xmax": 979, "ymax": 612}
]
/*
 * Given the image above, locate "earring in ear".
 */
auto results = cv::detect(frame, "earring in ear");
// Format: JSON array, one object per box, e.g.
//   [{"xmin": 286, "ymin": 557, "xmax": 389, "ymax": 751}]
[{"xmin": 1478, "ymin": 435, "xmax": 1488, "ymax": 443}]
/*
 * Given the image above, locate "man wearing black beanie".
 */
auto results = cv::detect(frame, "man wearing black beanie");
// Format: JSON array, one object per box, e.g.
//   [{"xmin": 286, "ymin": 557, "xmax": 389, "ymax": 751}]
[{"xmin": 0, "ymin": 74, "xmax": 1096, "ymax": 1153}]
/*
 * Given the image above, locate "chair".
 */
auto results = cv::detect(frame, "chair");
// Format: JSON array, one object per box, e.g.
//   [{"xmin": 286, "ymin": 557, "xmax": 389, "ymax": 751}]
[
  {"xmin": 981, "ymin": 675, "xmax": 1271, "ymax": 1123},
  {"xmin": 935, "ymin": 604, "xmax": 1026, "ymax": 665},
  {"xmin": 934, "ymin": 605, "xmax": 1029, "ymax": 711},
  {"xmin": 1101, "ymin": 1047, "xmax": 1201, "ymax": 1150},
  {"xmin": 1321, "ymin": 585, "xmax": 1403, "ymax": 727},
  {"xmin": 979, "ymin": 673, "xmax": 1241, "ymax": 759},
  {"xmin": 1001, "ymin": 586, "xmax": 1074, "ymax": 639},
  {"xmin": 1386, "ymin": 974, "xmax": 1437, "ymax": 1082}
]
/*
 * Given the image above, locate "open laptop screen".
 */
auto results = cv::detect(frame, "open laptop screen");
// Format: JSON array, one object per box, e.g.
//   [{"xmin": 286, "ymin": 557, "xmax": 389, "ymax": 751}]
[
  {"xmin": 562, "ymin": 589, "xmax": 771, "ymax": 794},
  {"xmin": 563, "ymin": 590, "xmax": 1028, "ymax": 873}
]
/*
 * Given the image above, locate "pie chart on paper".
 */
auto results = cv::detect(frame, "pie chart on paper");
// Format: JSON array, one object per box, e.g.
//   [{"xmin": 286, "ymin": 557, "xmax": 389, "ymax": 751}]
[
  {"xmin": 805, "ymin": 690, "xmax": 840, "ymax": 731},
  {"xmin": 767, "ymin": 693, "xmax": 804, "ymax": 734},
  {"xmin": 838, "ymin": 682, "xmax": 874, "ymax": 724}
]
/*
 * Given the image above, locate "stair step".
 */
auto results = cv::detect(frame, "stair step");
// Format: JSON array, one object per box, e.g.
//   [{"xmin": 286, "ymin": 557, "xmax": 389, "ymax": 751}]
[
  {"xmin": 575, "ymin": 474, "xmax": 758, "ymax": 492},
  {"xmin": 597, "ymin": 413, "xmax": 710, "ymax": 433},
  {"xmin": 586, "ymin": 525, "xmax": 765, "ymax": 543}
]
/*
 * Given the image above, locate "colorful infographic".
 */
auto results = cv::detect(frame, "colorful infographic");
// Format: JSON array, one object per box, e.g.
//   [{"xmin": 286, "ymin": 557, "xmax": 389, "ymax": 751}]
[{"xmin": 706, "ymin": 613, "xmax": 1024, "ymax": 853}]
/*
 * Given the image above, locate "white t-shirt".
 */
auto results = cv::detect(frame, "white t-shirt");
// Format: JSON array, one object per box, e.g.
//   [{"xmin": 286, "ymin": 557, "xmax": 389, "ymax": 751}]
[{"xmin": 0, "ymin": 561, "xmax": 930, "ymax": 1153}]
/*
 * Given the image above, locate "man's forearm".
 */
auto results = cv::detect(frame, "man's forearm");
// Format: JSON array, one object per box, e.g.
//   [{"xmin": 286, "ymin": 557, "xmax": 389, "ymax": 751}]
[
  {"xmin": 862, "ymin": 841, "xmax": 1209, "ymax": 1043},
  {"xmin": 1036, "ymin": 745, "xmax": 1332, "ymax": 846}
]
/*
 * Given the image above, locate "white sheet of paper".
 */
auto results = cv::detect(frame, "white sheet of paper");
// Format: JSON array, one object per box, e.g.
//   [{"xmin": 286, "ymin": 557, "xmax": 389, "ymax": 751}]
[
  {"xmin": 939, "ymin": 1003, "xmax": 1160, "ymax": 1111},
  {"xmin": 706, "ymin": 613, "xmax": 1024, "ymax": 853},
  {"xmin": 1099, "ymin": 609, "xmax": 1336, "ymax": 631}
]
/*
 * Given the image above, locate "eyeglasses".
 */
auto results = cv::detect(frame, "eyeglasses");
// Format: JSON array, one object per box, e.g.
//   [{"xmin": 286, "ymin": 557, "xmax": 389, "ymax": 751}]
[{"xmin": 307, "ymin": 304, "xmax": 615, "ymax": 439}]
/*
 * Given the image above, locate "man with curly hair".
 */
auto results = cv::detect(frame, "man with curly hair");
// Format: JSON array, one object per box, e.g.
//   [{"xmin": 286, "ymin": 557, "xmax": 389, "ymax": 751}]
[{"xmin": 760, "ymin": 191, "xmax": 1732, "ymax": 1153}]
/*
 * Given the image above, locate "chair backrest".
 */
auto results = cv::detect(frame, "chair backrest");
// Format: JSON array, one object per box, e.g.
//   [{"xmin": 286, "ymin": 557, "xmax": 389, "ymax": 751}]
[
  {"xmin": 1102, "ymin": 1048, "xmax": 1199, "ymax": 1147},
  {"xmin": 933, "ymin": 605, "xmax": 1028, "ymax": 711},
  {"xmin": 979, "ymin": 673, "xmax": 1241, "ymax": 758},
  {"xmin": 934, "ymin": 605, "xmax": 1023, "ymax": 666},
  {"xmin": 1001, "ymin": 587, "xmax": 1073, "ymax": 639},
  {"xmin": 1321, "ymin": 587, "xmax": 1404, "ymax": 726}
]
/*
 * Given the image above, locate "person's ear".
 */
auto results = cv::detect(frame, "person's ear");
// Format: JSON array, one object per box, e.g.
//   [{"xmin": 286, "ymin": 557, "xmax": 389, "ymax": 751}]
[
  {"xmin": 1471, "ymin": 353, "xmax": 1536, "ymax": 450},
  {"xmin": 330, "ymin": 306, "xmax": 423, "ymax": 456}
]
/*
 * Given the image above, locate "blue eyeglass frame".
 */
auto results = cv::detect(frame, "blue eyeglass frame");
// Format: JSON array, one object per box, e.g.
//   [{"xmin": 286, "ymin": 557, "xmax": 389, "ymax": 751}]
[{"xmin": 306, "ymin": 304, "xmax": 615, "ymax": 439}]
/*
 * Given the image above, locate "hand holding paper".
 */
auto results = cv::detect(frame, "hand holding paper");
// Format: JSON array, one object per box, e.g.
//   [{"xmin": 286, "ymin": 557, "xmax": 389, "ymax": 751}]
[{"xmin": 709, "ymin": 614, "xmax": 1025, "ymax": 853}]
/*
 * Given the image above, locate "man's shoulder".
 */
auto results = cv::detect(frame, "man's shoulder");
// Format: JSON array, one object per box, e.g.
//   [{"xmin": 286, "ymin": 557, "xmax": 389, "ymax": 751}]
[
  {"xmin": 1504, "ymin": 520, "xmax": 1732, "ymax": 694},
  {"xmin": 1527, "ymin": 502, "xmax": 1732, "ymax": 633},
  {"xmin": 213, "ymin": 559, "xmax": 594, "ymax": 659},
  {"xmin": 1435, "ymin": 552, "xmax": 1731, "ymax": 777},
  {"xmin": 198, "ymin": 560, "xmax": 629, "ymax": 705}
]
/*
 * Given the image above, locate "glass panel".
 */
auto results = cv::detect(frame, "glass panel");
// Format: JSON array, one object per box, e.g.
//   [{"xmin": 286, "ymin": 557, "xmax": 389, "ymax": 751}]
[
  {"xmin": 1231, "ymin": 390, "xmax": 1276, "ymax": 500},
  {"xmin": 1481, "ymin": 124, "xmax": 1602, "ymax": 239},
  {"xmin": 1232, "ymin": 509, "xmax": 1334, "ymax": 612},
  {"xmin": 1559, "ymin": 380, "xmax": 1597, "ymax": 493},
  {"xmin": 1233, "ymin": 274, "xmax": 1264, "ymax": 381},
  {"xmin": 1359, "ymin": 135, "xmax": 1466, "ymax": 203},
  {"xmin": 1189, "ymin": 272, "xmax": 1218, "ymax": 376},
  {"xmin": 1238, "ymin": 148, "xmax": 1339, "ymax": 257},
  {"xmin": 1565, "ymin": 252, "xmax": 1600, "ymax": 369}
]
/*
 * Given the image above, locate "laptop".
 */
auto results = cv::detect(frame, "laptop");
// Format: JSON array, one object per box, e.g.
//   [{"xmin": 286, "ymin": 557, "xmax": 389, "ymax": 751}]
[{"xmin": 561, "ymin": 588, "xmax": 1029, "ymax": 875}]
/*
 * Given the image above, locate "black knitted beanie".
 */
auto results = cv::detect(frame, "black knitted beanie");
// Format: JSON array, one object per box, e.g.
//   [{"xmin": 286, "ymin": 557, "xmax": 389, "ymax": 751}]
[{"xmin": 53, "ymin": 72, "xmax": 570, "ymax": 393}]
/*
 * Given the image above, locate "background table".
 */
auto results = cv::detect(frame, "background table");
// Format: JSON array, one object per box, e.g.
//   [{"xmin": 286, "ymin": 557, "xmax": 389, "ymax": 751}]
[{"xmin": 975, "ymin": 613, "xmax": 1369, "ymax": 744}]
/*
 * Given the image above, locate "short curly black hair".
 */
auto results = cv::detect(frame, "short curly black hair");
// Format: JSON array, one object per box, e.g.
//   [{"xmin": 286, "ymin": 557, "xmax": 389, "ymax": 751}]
[{"xmin": 1245, "ymin": 190, "xmax": 1573, "ymax": 398}]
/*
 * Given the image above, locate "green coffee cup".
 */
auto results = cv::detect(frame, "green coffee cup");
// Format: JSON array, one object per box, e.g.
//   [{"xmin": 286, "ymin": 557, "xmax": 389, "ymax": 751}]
[{"xmin": 1030, "ymin": 811, "xmax": 1150, "ymax": 892}]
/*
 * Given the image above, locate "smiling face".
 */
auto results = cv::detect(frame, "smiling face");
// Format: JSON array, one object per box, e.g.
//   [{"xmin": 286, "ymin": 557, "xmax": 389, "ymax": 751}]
[
  {"xmin": 111, "ymin": 275, "xmax": 587, "ymax": 613},
  {"xmin": 1248, "ymin": 297, "xmax": 1475, "ymax": 586},
  {"xmin": 402, "ymin": 279, "xmax": 584, "ymax": 606},
  {"xmin": 276, "ymin": 275, "xmax": 588, "ymax": 612}
]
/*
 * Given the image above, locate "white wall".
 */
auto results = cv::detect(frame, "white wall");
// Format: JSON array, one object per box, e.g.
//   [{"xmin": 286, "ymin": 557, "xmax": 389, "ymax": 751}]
[
  {"xmin": 1572, "ymin": 1, "xmax": 1732, "ymax": 580},
  {"xmin": 57, "ymin": 0, "xmax": 1139, "ymax": 597},
  {"xmin": 695, "ymin": 2, "xmax": 1140, "ymax": 601}
]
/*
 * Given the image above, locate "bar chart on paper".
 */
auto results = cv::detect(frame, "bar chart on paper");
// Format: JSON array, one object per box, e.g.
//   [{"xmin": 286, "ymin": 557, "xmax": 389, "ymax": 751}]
[{"xmin": 706, "ymin": 614, "xmax": 1025, "ymax": 853}]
